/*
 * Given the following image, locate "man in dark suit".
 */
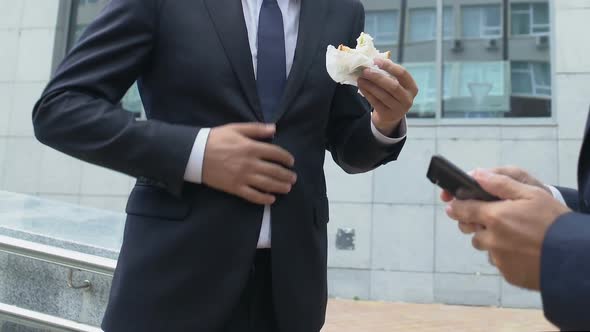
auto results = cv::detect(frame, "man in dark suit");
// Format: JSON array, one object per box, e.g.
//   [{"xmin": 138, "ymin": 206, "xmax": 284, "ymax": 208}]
[
  {"xmin": 442, "ymin": 110, "xmax": 590, "ymax": 330},
  {"xmin": 32, "ymin": 0, "xmax": 417, "ymax": 331}
]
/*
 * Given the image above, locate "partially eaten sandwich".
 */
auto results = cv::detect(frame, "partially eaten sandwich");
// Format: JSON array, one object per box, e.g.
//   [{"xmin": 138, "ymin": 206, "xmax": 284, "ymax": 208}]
[
  {"xmin": 326, "ymin": 32, "xmax": 392, "ymax": 87},
  {"xmin": 337, "ymin": 32, "xmax": 391, "ymax": 60}
]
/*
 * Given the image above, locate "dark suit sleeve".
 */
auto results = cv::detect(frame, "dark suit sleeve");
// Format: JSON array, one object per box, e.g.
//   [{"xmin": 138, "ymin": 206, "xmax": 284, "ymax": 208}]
[
  {"xmin": 325, "ymin": 1, "xmax": 405, "ymax": 174},
  {"xmin": 541, "ymin": 212, "xmax": 590, "ymax": 330},
  {"xmin": 32, "ymin": 0, "xmax": 199, "ymax": 197},
  {"xmin": 555, "ymin": 186, "xmax": 581, "ymax": 211}
]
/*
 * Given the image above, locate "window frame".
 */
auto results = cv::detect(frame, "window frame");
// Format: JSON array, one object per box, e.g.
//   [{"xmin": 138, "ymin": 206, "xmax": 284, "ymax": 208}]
[
  {"xmin": 422, "ymin": 0, "xmax": 556, "ymax": 126},
  {"xmin": 510, "ymin": 2, "xmax": 550, "ymax": 37},
  {"xmin": 52, "ymin": 0, "xmax": 74, "ymax": 74},
  {"xmin": 510, "ymin": 61, "xmax": 552, "ymax": 98},
  {"xmin": 364, "ymin": 10, "xmax": 400, "ymax": 47},
  {"xmin": 460, "ymin": 4, "xmax": 504, "ymax": 40},
  {"xmin": 406, "ymin": 6, "xmax": 454, "ymax": 43}
]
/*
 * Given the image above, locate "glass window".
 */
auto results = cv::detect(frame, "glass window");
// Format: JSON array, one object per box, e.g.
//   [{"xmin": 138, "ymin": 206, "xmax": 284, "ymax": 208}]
[
  {"xmin": 363, "ymin": 0, "xmax": 436, "ymax": 118},
  {"xmin": 443, "ymin": 7, "xmax": 455, "ymax": 40},
  {"xmin": 511, "ymin": 3, "xmax": 550, "ymax": 36},
  {"xmin": 365, "ymin": 11, "xmax": 399, "ymax": 46},
  {"xmin": 68, "ymin": 0, "xmax": 554, "ymax": 121},
  {"xmin": 459, "ymin": 62, "xmax": 505, "ymax": 98},
  {"xmin": 444, "ymin": 0, "xmax": 552, "ymax": 118},
  {"xmin": 405, "ymin": 63, "xmax": 437, "ymax": 115},
  {"xmin": 462, "ymin": 5, "xmax": 502, "ymax": 38},
  {"xmin": 409, "ymin": 8, "xmax": 436, "ymax": 42},
  {"xmin": 402, "ymin": 0, "xmax": 437, "ymax": 118},
  {"xmin": 511, "ymin": 61, "xmax": 551, "ymax": 97},
  {"xmin": 68, "ymin": 0, "xmax": 144, "ymax": 118},
  {"xmin": 408, "ymin": 7, "xmax": 454, "ymax": 43}
]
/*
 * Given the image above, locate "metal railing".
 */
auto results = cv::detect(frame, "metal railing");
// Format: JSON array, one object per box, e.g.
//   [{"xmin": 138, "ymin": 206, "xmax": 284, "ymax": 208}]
[
  {"xmin": 0, "ymin": 235, "xmax": 116, "ymax": 276},
  {"xmin": 0, "ymin": 303, "xmax": 103, "ymax": 332},
  {"xmin": 0, "ymin": 234, "xmax": 117, "ymax": 331}
]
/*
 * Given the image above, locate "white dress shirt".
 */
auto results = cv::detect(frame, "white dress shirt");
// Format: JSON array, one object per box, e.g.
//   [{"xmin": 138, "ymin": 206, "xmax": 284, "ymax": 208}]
[
  {"xmin": 184, "ymin": 0, "xmax": 407, "ymax": 248},
  {"xmin": 546, "ymin": 185, "xmax": 566, "ymax": 205}
]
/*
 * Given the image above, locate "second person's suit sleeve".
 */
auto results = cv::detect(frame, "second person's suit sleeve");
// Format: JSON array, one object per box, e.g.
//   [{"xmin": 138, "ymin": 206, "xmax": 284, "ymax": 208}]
[
  {"xmin": 326, "ymin": 1, "xmax": 405, "ymax": 174},
  {"xmin": 32, "ymin": 0, "xmax": 200, "ymax": 197},
  {"xmin": 556, "ymin": 187, "xmax": 581, "ymax": 211},
  {"xmin": 541, "ymin": 212, "xmax": 590, "ymax": 331}
]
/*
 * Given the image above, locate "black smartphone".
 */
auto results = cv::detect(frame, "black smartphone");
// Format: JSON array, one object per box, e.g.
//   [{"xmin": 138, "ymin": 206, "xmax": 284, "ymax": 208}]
[{"xmin": 427, "ymin": 155, "xmax": 499, "ymax": 201}]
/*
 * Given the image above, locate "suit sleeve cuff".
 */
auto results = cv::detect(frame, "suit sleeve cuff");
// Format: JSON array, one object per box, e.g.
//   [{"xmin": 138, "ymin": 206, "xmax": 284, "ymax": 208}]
[
  {"xmin": 183, "ymin": 128, "xmax": 211, "ymax": 184},
  {"xmin": 545, "ymin": 185, "xmax": 566, "ymax": 205},
  {"xmin": 541, "ymin": 211, "xmax": 590, "ymax": 330},
  {"xmin": 370, "ymin": 116, "xmax": 407, "ymax": 145}
]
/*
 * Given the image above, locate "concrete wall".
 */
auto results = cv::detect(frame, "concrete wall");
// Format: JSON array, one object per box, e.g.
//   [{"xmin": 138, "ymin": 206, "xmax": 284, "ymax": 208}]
[
  {"xmin": 0, "ymin": 0, "xmax": 134, "ymax": 212},
  {"xmin": 0, "ymin": 0, "xmax": 589, "ymax": 315}
]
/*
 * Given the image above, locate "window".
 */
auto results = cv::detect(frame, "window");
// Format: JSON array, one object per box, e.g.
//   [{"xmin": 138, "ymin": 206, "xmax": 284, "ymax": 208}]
[
  {"xmin": 462, "ymin": 5, "xmax": 502, "ymax": 38},
  {"xmin": 443, "ymin": 7, "xmax": 455, "ymax": 40},
  {"xmin": 511, "ymin": 3, "xmax": 550, "ymax": 36},
  {"xmin": 442, "ymin": 0, "xmax": 552, "ymax": 118},
  {"xmin": 68, "ymin": 0, "xmax": 144, "ymax": 118},
  {"xmin": 511, "ymin": 62, "xmax": 551, "ymax": 97},
  {"xmin": 408, "ymin": 7, "xmax": 454, "ymax": 42},
  {"xmin": 68, "ymin": 0, "xmax": 108, "ymax": 46},
  {"xmin": 405, "ymin": 63, "xmax": 436, "ymax": 113},
  {"xmin": 409, "ymin": 8, "xmax": 436, "ymax": 42},
  {"xmin": 68, "ymin": 0, "xmax": 554, "ymax": 121},
  {"xmin": 365, "ymin": 11, "xmax": 399, "ymax": 46},
  {"xmin": 459, "ymin": 62, "xmax": 506, "ymax": 98},
  {"xmin": 443, "ymin": 61, "xmax": 510, "ymax": 117}
]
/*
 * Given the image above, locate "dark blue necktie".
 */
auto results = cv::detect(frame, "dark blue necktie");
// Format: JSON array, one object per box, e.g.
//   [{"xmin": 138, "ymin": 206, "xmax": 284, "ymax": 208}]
[{"xmin": 256, "ymin": 0, "xmax": 287, "ymax": 122}]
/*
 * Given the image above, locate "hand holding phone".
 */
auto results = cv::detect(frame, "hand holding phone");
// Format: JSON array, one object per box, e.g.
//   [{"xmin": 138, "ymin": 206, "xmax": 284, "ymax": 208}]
[{"xmin": 427, "ymin": 155, "xmax": 499, "ymax": 201}]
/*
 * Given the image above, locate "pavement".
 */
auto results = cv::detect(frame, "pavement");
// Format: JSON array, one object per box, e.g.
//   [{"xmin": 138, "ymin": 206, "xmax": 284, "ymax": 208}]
[{"xmin": 323, "ymin": 300, "xmax": 556, "ymax": 332}]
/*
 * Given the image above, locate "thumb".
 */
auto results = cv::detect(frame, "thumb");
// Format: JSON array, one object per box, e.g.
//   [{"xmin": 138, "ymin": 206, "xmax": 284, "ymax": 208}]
[
  {"xmin": 473, "ymin": 169, "xmax": 530, "ymax": 200},
  {"xmin": 230, "ymin": 122, "xmax": 276, "ymax": 139}
]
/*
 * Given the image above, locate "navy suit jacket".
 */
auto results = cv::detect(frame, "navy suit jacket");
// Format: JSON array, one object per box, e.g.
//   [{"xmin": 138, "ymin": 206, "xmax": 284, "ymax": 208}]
[
  {"xmin": 32, "ymin": 0, "xmax": 405, "ymax": 331},
  {"xmin": 543, "ymin": 109, "xmax": 590, "ymax": 330}
]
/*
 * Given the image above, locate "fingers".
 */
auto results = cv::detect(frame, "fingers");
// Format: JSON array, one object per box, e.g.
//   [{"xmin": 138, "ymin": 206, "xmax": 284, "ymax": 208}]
[
  {"xmin": 488, "ymin": 166, "xmax": 528, "ymax": 183},
  {"xmin": 230, "ymin": 122, "xmax": 276, "ymax": 139},
  {"xmin": 447, "ymin": 200, "xmax": 480, "ymax": 222},
  {"xmin": 359, "ymin": 83, "xmax": 391, "ymax": 112},
  {"xmin": 252, "ymin": 142, "xmax": 295, "ymax": 168},
  {"xmin": 373, "ymin": 58, "xmax": 419, "ymax": 97},
  {"xmin": 447, "ymin": 197, "xmax": 507, "ymax": 230},
  {"xmin": 473, "ymin": 170, "xmax": 531, "ymax": 200},
  {"xmin": 458, "ymin": 222, "xmax": 478, "ymax": 235},
  {"xmin": 359, "ymin": 71, "xmax": 413, "ymax": 109},
  {"xmin": 472, "ymin": 229, "xmax": 494, "ymax": 252},
  {"xmin": 472, "ymin": 233, "xmax": 486, "ymax": 251},
  {"xmin": 488, "ymin": 166, "xmax": 549, "ymax": 194},
  {"xmin": 205, "ymin": 123, "xmax": 299, "ymax": 206},
  {"xmin": 237, "ymin": 186, "xmax": 276, "ymax": 205},
  {"xmin": 248, "ymin": 174, "xmax": 292, "ymax": 194},
  {"xmin": 254, "ymin": 160, "xmax": 297, "ymax": 184},
  {"xmin": 440, "ymin": 190, "xmax": 454, "ymax": 202}
]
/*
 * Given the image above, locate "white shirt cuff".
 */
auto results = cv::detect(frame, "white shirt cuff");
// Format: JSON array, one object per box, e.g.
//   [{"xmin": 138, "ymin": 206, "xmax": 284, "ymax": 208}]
[
  {"xmin": 545, "ymin": 185, "xmax": 566, "ymax": 205},
  {"xmin": 370, "ymin": 116, "xmax": 407, "ymax": 145},
  {"xmin": 183, "ymin": 128, "xmax": 211, "ymax": 184}
]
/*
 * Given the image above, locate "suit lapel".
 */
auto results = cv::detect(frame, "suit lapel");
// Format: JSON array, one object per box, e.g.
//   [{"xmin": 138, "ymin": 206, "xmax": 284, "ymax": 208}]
[
  {"xmin": 204, "ymin": 0, "xmax": 263, "ymax": 121},
  {"xmin": 271, "ymin": 0, "xmax": 328, "ymax": 123}
]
